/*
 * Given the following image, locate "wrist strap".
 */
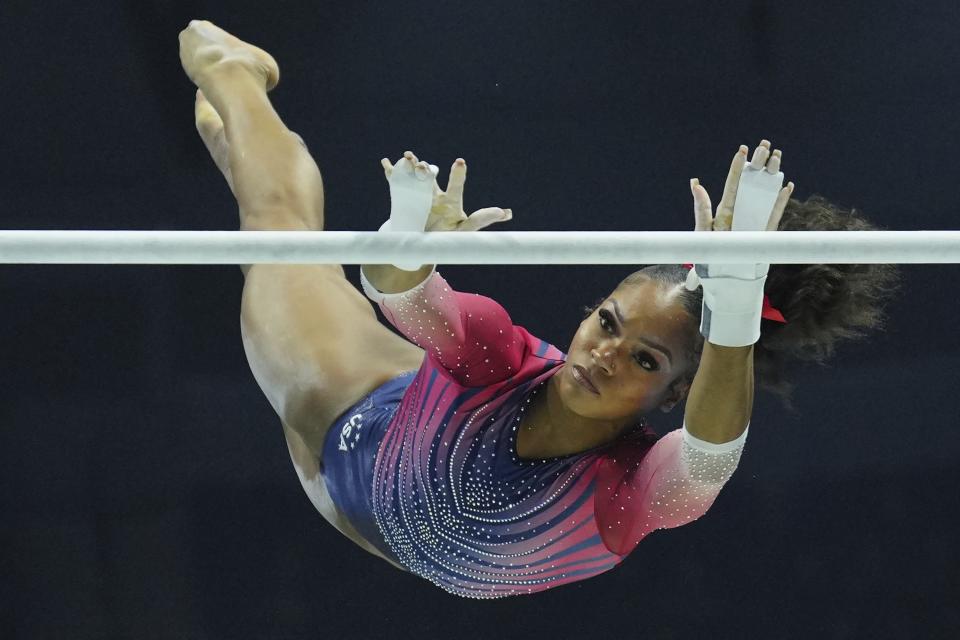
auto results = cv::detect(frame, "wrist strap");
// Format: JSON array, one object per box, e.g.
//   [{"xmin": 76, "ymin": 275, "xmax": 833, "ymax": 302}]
[{"xmin": 687, "ymin": 268, "xmax": 766, "ymax": 347}]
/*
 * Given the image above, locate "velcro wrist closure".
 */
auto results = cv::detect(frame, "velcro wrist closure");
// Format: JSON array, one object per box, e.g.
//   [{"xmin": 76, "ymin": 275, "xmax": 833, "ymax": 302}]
[
  {"xmin": 701, "ymin": 305, "xmax": 763, "ymax": 347},
  {"xmin": 697, "ymin": 273, "xmax": 766, "ymax": 347},
  {"xmin": 697, "ymin": 262, "xmax": 770, "ymax": 280}
]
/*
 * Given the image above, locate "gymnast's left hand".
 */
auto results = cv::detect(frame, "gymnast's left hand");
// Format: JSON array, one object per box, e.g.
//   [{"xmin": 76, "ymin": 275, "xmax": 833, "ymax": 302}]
[
  {"xmin": 690, "ymin": 139, "xmax": 795, "ymax": 233},
  {"xmin": 381, "ymin": 151, "xmax": 513, "ymax": 232}
]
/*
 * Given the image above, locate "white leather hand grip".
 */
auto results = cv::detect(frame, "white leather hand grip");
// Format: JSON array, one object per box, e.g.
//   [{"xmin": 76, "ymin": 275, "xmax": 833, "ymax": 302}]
[
  {"xmin": 684, "ymin": 163, "xmax": 783, "ymax": 346},
  {"xmin": 379, "ymin": 156, "xmax": 439, "ymax": 271}
]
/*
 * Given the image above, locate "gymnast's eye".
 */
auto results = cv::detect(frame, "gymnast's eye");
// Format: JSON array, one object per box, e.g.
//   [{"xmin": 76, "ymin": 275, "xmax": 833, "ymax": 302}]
[
  {"xmin": 598, "ymin": 309, "xmax": 659, "ymax": 372},
  {"xmin": 598, "ymin": 309, "xmax": 614, "ymax": 333}
]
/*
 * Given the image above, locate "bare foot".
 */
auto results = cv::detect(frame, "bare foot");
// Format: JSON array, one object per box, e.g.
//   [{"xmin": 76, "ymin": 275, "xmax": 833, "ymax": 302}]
[
  {"xmin": 178, "ymin": 20, "xmax": 279, "ymax": 92},
  {"xmin": 194, "ymin": 89, "xmax": 234, "ymax": 193}
]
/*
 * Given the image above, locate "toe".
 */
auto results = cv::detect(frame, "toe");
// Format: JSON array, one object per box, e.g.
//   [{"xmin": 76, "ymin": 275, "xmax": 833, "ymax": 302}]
[{"xmin": 194, "ymin": 91, "xmax": 224, "ymax": 139}]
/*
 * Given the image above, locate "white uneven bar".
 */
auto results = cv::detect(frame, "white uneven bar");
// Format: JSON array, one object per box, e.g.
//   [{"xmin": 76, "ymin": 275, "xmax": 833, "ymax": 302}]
[{"xmin": 0, "ymin": 230, "xmax": 958, "ymax": 265}]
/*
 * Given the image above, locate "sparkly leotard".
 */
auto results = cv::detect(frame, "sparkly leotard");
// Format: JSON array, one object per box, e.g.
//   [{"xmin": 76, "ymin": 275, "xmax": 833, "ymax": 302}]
[{"xmin": 355, "ymin": 266, "xmax": 748, "ymax": 599}]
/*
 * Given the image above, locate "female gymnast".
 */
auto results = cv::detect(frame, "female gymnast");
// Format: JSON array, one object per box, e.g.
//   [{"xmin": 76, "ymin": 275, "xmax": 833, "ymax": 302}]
[{"xmin": 179, "ymin": 20, "xmax": 901, "ymax": 598}]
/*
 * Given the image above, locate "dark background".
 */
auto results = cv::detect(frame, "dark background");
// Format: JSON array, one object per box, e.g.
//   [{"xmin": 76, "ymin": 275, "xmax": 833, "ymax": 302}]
[{"xmin": 1, "ymin": 1, "xmax": 959, "ymax": 638}]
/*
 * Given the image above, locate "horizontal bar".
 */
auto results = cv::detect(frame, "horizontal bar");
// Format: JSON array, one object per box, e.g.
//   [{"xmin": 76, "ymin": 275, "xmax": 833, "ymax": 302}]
[{"xmin": 0, "ymin": 230, "xmax": 957, "ymax": 265}]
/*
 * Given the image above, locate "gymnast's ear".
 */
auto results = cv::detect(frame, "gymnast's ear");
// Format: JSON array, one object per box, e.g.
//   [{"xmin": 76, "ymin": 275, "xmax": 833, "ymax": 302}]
[{"xmin": 659, "ymin": 377, "xmax": 692, "ymax": 413}]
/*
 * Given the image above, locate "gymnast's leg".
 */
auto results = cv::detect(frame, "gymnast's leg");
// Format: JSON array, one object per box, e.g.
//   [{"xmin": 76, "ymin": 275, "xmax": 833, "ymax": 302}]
[
  {"xmin": 179, "ymin": 20, "xmax": 425, "ymax": 452},
  {"xmin": 194, "ymin": 86, "xmax": 310, "ymax": 207},
  {"xmin": 180, "ymin": 21, "xmax": 423, "ymax": 569},
  {"xmin": 180, "ymin": 20, "xmax": 325, "ymax": 265}
]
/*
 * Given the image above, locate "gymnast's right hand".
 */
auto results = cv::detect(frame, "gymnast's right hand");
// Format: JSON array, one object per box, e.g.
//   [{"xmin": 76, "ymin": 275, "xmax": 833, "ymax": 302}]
[{"xmin": 381, "ymin": 151, "xmax": 512, "ymax": 232}]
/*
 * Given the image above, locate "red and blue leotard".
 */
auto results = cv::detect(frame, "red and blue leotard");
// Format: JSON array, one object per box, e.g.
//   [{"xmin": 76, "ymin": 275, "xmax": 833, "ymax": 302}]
[{"xmin": 355, "ymin": 266, "xmax": 749, "ymax": 599}]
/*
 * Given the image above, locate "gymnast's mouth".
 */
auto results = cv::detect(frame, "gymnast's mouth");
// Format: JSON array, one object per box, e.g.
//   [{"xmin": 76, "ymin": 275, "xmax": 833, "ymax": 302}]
[{"xmin": 571, "ymin": 365, "xmax": 600, "ymax": 395}]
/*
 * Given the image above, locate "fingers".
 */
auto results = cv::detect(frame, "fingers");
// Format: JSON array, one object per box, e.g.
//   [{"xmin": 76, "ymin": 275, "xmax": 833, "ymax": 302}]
[
  {"xmin": 749, "ymin": 139, "xmax": 788, "ymax": 230},
  {"xmin": 694, "ymin": 139, "xmax": 791, "ymax": 234},
  {"xmin": 750, "ymin": 139, "xmax": 784, "ymax": 174},
  {"xmin": 446, "ymin": 158, "xmax": 467, "ymax": 202},
  {"xmin": 382, "ymin": 151, "xmax": 432, "ymax": 181},
  {"xmin": 714, "ymin": 146, "xmax": 747, "ymax": 229},
  {"xmin": 766, "ymin": 149, "xmax": 782, "ymax": 174},
  {"xmin": 380, "ymin": 157, "xmax": 421, "ymax": 180},
  {"xmin": 766, "ymin": 182, "xmax": 795, "ymax": 231},
  {"xmin": 398, "ymin": 151, "xmax": 438, "ymax": 181},
  {"xmin": 381, "ymin": 151, "xmax": 417, "ymax": 177},
  {"xmin": 749, "ymin": 140, "xmax": 771, "ymax": 170},
  {"xmin": 383, "ymin": 152, "xmax": 465, "ymax": 194},
  {"xmin": 458, "ymin": 207, "xmax": 511, "ymax": 232},
  {"xmin": 402, "ymin": 150, "xmax": 418, "ymax": 175},
  {"xmin": 413, "ymin": 162, "xmax": 434, "ymax": 180},
  {"xmin": 749, "ymin": 138, "xmax": 791, "ymax": 230},
  {"xmin": 690, "ymin": 178, "xmax": 714, "ymax": 232},
  {"xmin": 401, "ymin": 151, "xmax": 429, "ymax": 173}
]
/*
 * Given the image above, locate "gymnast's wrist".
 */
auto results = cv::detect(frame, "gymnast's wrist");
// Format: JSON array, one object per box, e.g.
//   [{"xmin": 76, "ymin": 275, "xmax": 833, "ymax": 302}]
[
  {"xmin": 377, "ymin": 218, "xmax": 428, "ymax": 271},
  {"xmin": 361, "ymin": 262, "xmax": 436, "ymax": 295},
  {"xmin": 688, "ymin": 266, "xmax": 767, "ymax": 347}
]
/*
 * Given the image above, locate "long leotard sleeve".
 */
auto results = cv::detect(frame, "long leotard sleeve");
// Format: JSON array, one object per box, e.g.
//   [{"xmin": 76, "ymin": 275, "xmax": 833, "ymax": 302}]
[
  {"xmin": 595, "ymin": 422, "xmax": 748, "ymax": 556},
  {"xmin": 360, "ymin": 265, "xmax": 524, "ymax": 386}
]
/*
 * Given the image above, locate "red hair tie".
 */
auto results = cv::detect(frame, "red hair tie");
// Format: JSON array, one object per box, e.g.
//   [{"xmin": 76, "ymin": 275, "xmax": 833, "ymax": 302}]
[{"xmin": 682, "ymin": 263, "xmax": 787, "ymax": 324}]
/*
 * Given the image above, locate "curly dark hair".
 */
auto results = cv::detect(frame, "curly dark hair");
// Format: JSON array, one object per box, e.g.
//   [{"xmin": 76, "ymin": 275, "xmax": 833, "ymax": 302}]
[{"xmin": 581, "ymin": 193, "xmax": 903, "ymax": 415}]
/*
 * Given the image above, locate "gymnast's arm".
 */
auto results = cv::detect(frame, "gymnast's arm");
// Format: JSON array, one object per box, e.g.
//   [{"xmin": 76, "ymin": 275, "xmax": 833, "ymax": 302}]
[
  {"xmin": 684, "ymin": 342, "xmax": 753, "ymax": 444},
  {"xmin": 682, "ymin": 135, "xmax": 794, "ymax": 443},
  {"xmin": 596, "ymin": 344, "xmax": 751, "ymax": 554}
]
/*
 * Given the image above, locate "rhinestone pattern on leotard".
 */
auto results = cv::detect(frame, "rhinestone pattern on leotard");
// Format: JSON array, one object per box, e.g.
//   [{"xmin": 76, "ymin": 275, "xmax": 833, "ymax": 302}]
[{"xmin": 360, "ymin": 267, "xmax": 747, "ymax": 598}]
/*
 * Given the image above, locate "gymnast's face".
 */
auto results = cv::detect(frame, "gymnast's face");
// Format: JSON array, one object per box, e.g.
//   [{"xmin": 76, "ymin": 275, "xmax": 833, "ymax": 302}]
[{"xmin": 563, "ymin": 278, "xmax": 693, "ymax": 421}]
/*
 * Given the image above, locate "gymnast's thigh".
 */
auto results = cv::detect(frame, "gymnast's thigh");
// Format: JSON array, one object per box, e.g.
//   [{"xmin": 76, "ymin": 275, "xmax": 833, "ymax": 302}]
[
  {"xmin": 281, "ymin": 420, "xmax": 408, "ymax": 570},
  {"xmin": 239, "ymin": 263, "xmax": 425, "ymax": 456}
]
